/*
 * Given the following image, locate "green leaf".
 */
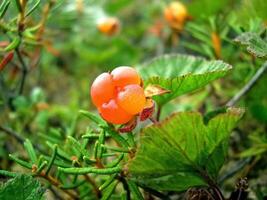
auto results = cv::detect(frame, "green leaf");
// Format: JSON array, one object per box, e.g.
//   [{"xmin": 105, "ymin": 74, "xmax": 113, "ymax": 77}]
[
  {"xmin": 79, "ymin": 110, "xmax": 108, "ymax": 127},
  {"xmin": 234, "ymin": 32, "xmax": 267, "ymax": 58},
  {"xmin": 139, "ymin": 54, "xmax": 232, "ymax": 105},
  {"xmin": 239, "ymin": 146, "xmax": 267, "ymax": 157},
  {"xmin": 0, "ymin": 175, "xmax": 45, "ymax": 200},
  {"xmin": 127, "ymin": 179, "xmax": 144, "ymax": 200},
  {"xmin": 0, "ymin": 0, "xmax": 10, "ymax": 19},
  {"xmin": 23, "ymin": 139, "xmax": 37, "ymax": 164},
  {"xmin": 26, "ymin": 0, "xmax": 41, "ymax": 17},
  {"xmin": 128, "ymin": 108, "xmax": 244, "ymax": 192},
  {"xmin": 4, "ymin": 37, "xmax": 21, "ymax": 52},
  {"xmin": 67, "ymin": 136, "xmax": 89, "ymax": 158},
  {"xmin": 101, "ymin": 180, "xmax": 118, "ymax": 200}
]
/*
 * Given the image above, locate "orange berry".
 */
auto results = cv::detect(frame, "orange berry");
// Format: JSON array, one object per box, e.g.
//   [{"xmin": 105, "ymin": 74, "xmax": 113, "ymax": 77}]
[
  {"xmin": 90, "ymin": 73, "xmax": 114, "ymax": 107},
  {"xmin": 164, "ymin": 1, "xmax": 188, "ymax": 29},
  {"xmin": 111, "ymin": 66, "xmax": 141, "ymax": 87},
  {"xmin": 98, "ymin": 99, "xmax": 133, "ymax": 124},
  {"xmin": 116, "ymin": 84, "xmax": 146, "ymax": 115},
  {"xmin": 97, "ymin": 17, "xmax": 120, "ymax": 36}
]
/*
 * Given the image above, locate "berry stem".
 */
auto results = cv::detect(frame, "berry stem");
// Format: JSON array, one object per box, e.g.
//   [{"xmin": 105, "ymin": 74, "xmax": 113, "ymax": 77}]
[
  {"xmin": 149, "ymin": 117, "xmax": 158, "ymax": 124},
  {"xmin": 156, "ymin": 105, "xmax": 161, "ymax": 121}
]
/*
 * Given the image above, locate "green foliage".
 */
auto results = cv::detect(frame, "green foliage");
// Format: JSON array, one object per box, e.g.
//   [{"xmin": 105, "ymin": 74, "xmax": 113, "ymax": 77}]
[
  {"xmin": 234, "ymin": 31, "xmax": 267, "ymax": 58},
  {"xmin": 0, "ymin": 0, "xmax": 10, "ymax": 19},
  {"xmin": 188, "ymin": 0, "xmax": 230, "ymax": 19},
  {"xmin": 239, "ymin": 133, "xmax": 267, "ymax": 157},
  {"xmin": 139, "ymin": 54, "xmax": 232, "ymax": 105},
  {"xmin": 1, "ymin": 0, "xmax": 267, "ymax": 199},
  {"xmin": 128, "ymin": 108, "xmax": 244, "ymax": 191},
  {"xmin": 236, "ymin": 0, "xmax": 267, "ymax": 26},
  {"xmin": 0, "ymin": 175, "xmax": 45, "ymax": 200}
]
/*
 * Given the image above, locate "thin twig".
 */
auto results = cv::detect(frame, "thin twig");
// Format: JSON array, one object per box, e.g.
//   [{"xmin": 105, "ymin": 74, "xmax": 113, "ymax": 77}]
[
  {"xmin": 226, "ymin": 61, "xmax": 267, "ymax": 107},
  {"xmin": 38, "ymin": 171, "xmax": 78, "ymax": 199},
  {"xmin": 156, "ymin": 105, "xmax": 161, "ymax": 121},
  {"xmin": 49, "ymin": 186, "xmax": 65, "ymax": 200},
  {"xmin": 212, "ymin": 185, "xmax": 225, "ymax": 200},
  {"xmin": 15, "ymin": 48, "xmax": 28, "ymax": 95},
  {"xmin": 119, "ymin": 176, "xmax": 131, "ymax": 200},
  {"xmin": 0, "ymin": 125, "xmax": 24, "ymax": 144},
  {"xmin": 149, "ymin": 117, "xmax": 158, "ymax": 124},
  {"xmin": 140, "ymin": 185, "xmax": 171, "ymax": 200},
  {"xmin": 0, "ymin": 125, "xmax": 45, "ymax": 154},
  {"xmin": 84, "ymin": 174, "xmax": 101, "ymax": 199},
  {"xmin": 199, "ymin": 171, "xmax": 225, "ymax": 200}
]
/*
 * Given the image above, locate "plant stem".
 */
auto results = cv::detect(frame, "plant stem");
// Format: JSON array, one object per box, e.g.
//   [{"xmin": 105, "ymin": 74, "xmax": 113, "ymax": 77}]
[
  {"xmin": 149, "ymin": 117, "xmax": 158, "ymax": 124},
  {"xmin": 84, "ymin": 174, "xmax": 101, "ymax": 199},
  {"xmin": 212, "ymin": 185, "xmax": 225, "ymax": 200},
  {"xmin": 0, "ymin": 125, "xmax": 24, "ymax": 144},
  {"xmin": 119, "ymin": 176, "xmax": 131, "ymax": 200},
  {"xmin": 199, "ymin": 171, "xmax": 225, "ymax": 200},
  {"xmin": 226, "ymin": 61, "xmax": 267, "ymax": 107},
  {"xmin": 0, "ymin": 125, "xmax": 45, "ymax": 154},
  {"xmin": 38, "ymin": 171, "xmax": 78, "ymax": 199},
  {"xmin": 49, "ymin": 186, "xmax": 65, "ymax": 200},
  {"xmin": 156, "ymin": 105, "xmax": 161, "ymax": 121},
  {"xmin": 15, "ymin": 48, "xmax": 28, "ymax": 95},
  {"xmin": 140, "ymin": 185, "xmax": 171, "ymax": 200}
]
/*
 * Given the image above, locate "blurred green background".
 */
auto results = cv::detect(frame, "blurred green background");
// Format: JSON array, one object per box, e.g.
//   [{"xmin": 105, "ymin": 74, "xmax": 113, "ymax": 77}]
[{"xmin": 1, "ymin": 0, "xmax": 267, "ymax": 199}]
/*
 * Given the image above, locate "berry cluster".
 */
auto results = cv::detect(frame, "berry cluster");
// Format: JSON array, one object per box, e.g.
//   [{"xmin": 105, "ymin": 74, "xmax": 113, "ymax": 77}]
[{"xmin": 90, "ymin": 66, "xmax": 146, "ymax": 124}]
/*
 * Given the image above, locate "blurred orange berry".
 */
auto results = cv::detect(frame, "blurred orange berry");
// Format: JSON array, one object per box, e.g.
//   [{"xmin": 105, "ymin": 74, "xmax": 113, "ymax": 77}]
[
  {"xmin": 164, "ymin": 1, "xmax": 188, "ymax": 30},
  {"xmin": 36, "ymin": 102, "xmax": 50, "ymax": 111},
  {"xmin": 148, "ymin": 20, "xmax": 164, "ymax": 37},
  {"xmin": 97, "ymin": 17, "xmax": 120, "ymax": 36}
]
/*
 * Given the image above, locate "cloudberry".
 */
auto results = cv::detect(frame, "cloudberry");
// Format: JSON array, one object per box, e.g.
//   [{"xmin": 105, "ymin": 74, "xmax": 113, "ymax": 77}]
[
  {"xmin": 111, "ymin": 66, "xmax": 141, "ymax": 87},
  {"xmin": 164, "ymin": 1, "xmax": 188, "ymax": 30},
  {"xmin": 117, "ymin": 84, "xmax": 146, "ymax": 115},
  {"xmin": 90, "ymin": 73, "xmax": 114, "ymax": 107},
  {"xmin": 90, "ymin": 66, "xmax": 146, "ymax": 124},
  {"xmin": 97, "ymin": 17, "xmax": 120, "ymax": 36},
  {"xmin": 98, "ymin": 99, "xmax": 133, "ymax": 124}
]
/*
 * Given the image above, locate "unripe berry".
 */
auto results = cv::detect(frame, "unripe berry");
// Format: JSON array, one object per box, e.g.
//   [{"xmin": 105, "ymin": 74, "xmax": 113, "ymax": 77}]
[
  {"xmin": 98, "ymin": 99, "xmax": 133, "ymax": 124},
  {"xmin": 116, "ymin": 84, "xmax": 146, "ymax": 115},
  {"xmin": 111, "ymin": 66, "xmax": 141, "ymax": 87},
  {"xmin": 90, "ymin": 73, "xmax": 114, "ymax": 107}
]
